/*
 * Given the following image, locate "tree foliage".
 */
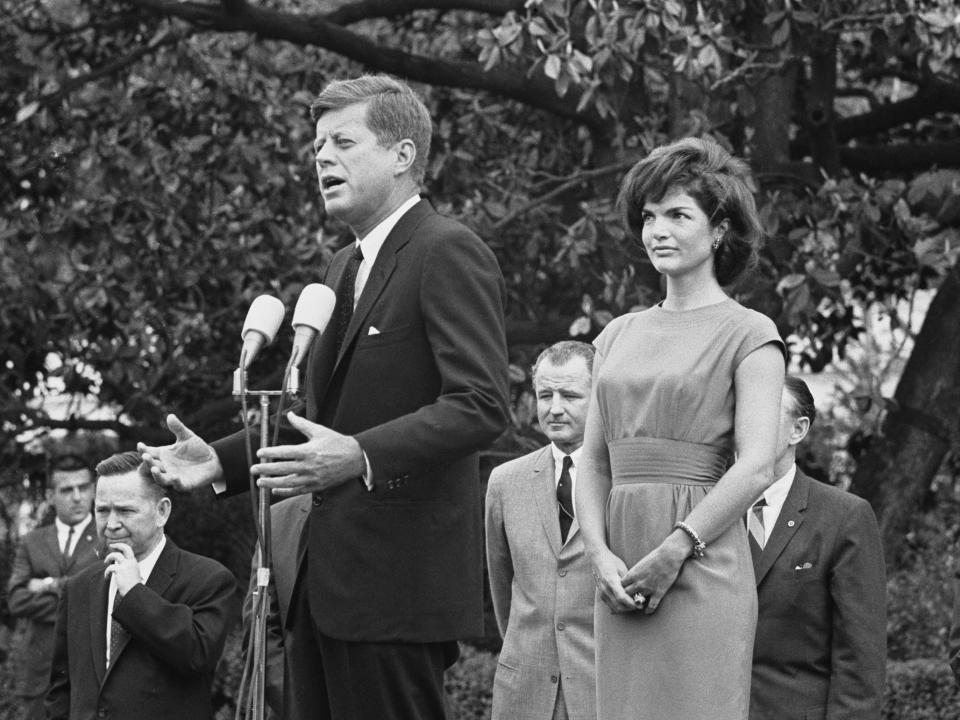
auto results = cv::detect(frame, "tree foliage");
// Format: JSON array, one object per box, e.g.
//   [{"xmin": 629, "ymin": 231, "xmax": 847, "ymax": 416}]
[{"xmin": 2, "ymin": 0, "xmax": 960, "ymax": 559}]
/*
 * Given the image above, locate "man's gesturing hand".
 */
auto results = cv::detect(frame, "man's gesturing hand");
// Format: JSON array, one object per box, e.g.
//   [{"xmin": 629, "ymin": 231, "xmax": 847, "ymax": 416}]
[
  {"xmin": 138, "ymin": 414, "xmax": 224, "ymax": 491},
  {"xmin": 253, "ymin": 412, "xmax": 366, "ymax": 498}
]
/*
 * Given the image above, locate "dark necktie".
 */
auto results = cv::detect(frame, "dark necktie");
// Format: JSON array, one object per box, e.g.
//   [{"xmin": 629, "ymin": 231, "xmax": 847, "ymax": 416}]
[
  {"xmin": 62, "ymin": 526, "xmax": 74, "ymax": 564},
  {"xmin": 748, "ymin": 497, "xmax": 768, "ymax": 550},
  {"xmin": 108, "ymin": 616, "xmax": 128, "ymax": 668},
  {"xmin": 335, "ymin": 245, "xmax": 364, "ymax": 353},
  {"xmin": 557, "ymin": 455, "xmax": 574, "ymax": 543}
]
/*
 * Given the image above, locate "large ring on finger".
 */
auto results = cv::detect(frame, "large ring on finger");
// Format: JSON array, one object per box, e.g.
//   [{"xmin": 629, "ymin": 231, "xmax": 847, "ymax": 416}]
[{"xmin": 632, "ymin": 592, "xmax": 647, "ymax": 606}]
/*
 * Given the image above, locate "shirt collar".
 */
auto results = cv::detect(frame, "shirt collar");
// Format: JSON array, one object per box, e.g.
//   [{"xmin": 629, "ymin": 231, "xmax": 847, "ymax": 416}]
[
  {"xmin": 550, "ymin": 443, "xmax": 582, "ymax": 471},
  {"xmin": 55, "ymin": 514, "xmax": 92, "ymax": 537},
  {"xmin": 763, "ymin": 463, "xmax": 796, "ymax": 508},
  {"xmin": 136, "ymin": 534, "xmax": 167, "ymax": 583},
  {"xmin": 355, "ymin": 194, "xmax": 420, "ymax": 263}
]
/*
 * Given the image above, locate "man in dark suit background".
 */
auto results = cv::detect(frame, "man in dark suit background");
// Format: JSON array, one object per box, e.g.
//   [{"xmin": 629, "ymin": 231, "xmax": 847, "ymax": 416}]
[
  {"xmin": 6, "ymin": 454, "xmax": 98, "ymax": 719},
  {"xmin": 46, "ymin": 451, "xmax": 237, "ymax": 720},
  {"xmin": 138, "ymin": 74, "xmax": 509, "ymax": 719},
  {"xmin": 749, "ymin": 376, "xmax": 887, "ymax": 720},
  {"xmin": 241, "ymin": 495, "xmax": 311, "ymax": 718}
]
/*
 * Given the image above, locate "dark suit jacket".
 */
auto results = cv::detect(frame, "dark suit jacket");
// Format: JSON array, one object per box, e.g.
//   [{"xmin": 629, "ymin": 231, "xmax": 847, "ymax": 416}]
[
  {"xmin": 214, "ymin": 199, "xmax": 509, "ymax": 643},
  {"xmin": 6, "ymin": 521, "xmax": 98, "ymax": 696},
  {"xmin": 241, "ymin": 496, "xmax": 311, "ymax": 717},
  {"xmin": 46, "ymin": 538, "xmax": 238, "ymax": 720},
  {"xmin": 750, "ymin": 469, "xmax": 887, "ymax": 720}
]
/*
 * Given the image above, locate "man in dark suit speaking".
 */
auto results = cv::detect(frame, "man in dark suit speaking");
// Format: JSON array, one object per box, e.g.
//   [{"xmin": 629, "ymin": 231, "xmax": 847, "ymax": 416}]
[
  {"xmin": 749, "ymin": 376, "xmax": 886, "ymax": 720},
  {"xmin": 46, "ymin": 451, "xmax": 237, "ymax": 720},
  {"xmin": 138, "ymin": 74, "xmax": 509, "ymax": 719}
]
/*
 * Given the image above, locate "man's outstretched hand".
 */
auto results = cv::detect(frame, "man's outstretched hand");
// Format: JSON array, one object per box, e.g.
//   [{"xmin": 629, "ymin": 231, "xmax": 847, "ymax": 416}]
[{"xmin": 138, "ymin": 414, "xmax": 224, "ymax": 491}]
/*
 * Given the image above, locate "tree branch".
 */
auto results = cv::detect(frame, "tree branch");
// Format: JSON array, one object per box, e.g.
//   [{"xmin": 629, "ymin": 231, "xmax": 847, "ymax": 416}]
[
  {"xmin": 834, "ymin": 79, "xmax": 960, "ymax": 142},
  {"xmin": 839, "ymin": 141, "xmax": 960, "ymax": 174},
  {"xmin": 325, "ymin": 0, "xmax": 524, "ymax": 25},
  {"xmin": 121, "ymin": 0, "xmax": 605, "ymax": 130},
  {"xmin": 492, "ymin": 159, "xmax": 637, "ymax": 230},
  {"xmin": 33, "ymin": 26, "xmax": 189, "ymax": 109}
]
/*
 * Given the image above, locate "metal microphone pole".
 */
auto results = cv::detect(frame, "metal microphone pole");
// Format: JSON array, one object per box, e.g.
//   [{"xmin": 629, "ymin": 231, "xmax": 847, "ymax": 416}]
[{"xmin": 234, "ymin": 365, "xmax": 295, "ymax": 720}]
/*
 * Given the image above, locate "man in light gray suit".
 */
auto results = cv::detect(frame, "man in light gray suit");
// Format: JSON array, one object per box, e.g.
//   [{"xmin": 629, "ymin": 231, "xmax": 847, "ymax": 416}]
[{"xmin": 485, "ymin": 341, "xmax": 597, "ymax": 720}]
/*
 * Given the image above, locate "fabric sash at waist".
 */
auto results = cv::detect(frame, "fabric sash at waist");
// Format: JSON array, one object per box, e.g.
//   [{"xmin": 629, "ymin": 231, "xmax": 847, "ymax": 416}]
[{"xmin": 608, "ymin": 436, "xmax": 732, "ymax": 486}]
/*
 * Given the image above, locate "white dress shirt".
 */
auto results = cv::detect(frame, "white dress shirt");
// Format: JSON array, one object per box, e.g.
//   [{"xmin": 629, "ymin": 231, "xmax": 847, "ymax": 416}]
[
  {"xmin": 352, "ymin": 194, "xmax": 421, "ymax": 307},
  {"xmin": 106, "ymin": 535, "xmax": 167, "ymax": 661},
  {"xmin": 55, "ymin": 514, "xmax": 92, "ymax": 556}
]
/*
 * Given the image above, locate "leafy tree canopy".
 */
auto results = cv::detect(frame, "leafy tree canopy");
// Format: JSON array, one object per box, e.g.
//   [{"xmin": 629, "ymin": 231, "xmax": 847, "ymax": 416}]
[{"xmin": 2, "ymin": 0, "xmax": 959, "ymax": 558}]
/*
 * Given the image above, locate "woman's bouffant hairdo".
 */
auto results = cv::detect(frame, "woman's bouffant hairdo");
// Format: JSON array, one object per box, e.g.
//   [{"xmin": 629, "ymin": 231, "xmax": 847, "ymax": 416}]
[{"xmin": 617, "ymin": 136, "xmax": 763, "ymax": 286}]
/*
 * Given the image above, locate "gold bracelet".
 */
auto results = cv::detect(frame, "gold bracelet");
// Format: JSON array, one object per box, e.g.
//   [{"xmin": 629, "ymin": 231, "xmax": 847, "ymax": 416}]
[{"xmin": 674, "ymin": 520, "xmax": 706, "ymax": 559}]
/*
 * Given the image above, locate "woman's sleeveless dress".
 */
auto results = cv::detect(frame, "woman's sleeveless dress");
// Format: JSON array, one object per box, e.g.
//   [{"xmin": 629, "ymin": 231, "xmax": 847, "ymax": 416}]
[{"xmin": 589, "ymin": 299, "xmax": 782, "ymax": 720}]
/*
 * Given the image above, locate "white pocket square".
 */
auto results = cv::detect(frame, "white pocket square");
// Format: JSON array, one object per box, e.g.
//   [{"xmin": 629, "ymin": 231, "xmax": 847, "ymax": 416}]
[{"xmin": 367, "ymin": 326, "xmax": 381, "ymax": 336}]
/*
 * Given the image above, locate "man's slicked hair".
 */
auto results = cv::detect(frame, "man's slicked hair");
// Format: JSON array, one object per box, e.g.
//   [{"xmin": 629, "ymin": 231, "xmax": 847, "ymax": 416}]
[
  {"xmin": 310, "ymin": 74, "xmax": 432, "ymax": 184},
  {"xmin": 531, "ymin": 341, "xmax": 596, "ymax": 384},
  {"xmin": 783, "ymin": 375, "xmax": 817, "ymax": 428},
  {"xmin": 95, "ymin": 451, "xmax": 168, "ymax": 499}
]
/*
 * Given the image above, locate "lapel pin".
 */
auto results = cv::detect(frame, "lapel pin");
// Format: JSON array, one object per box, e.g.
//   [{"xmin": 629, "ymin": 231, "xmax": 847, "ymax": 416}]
[{"xmin": 787, "ymin": 520, "xmax": 795, "ymax": 527}]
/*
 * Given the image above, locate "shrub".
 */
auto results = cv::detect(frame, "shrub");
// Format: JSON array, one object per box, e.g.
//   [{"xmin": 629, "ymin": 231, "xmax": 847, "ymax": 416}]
[
  {"xmin": 884, "ymin": 658, "xmax": 960, "ymax": 719},
  {"xmin": 445, "ymin": 643, "xmax": 497, "ymax": 720}
]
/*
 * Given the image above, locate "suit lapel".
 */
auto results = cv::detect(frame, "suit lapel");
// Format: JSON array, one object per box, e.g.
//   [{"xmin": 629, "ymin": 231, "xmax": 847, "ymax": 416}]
[
  {"xmin": 90, "ymin": 574, "xmax": 108, "ymax": 685},
  {"xmin": 530, "ymin": 447, "xmax": 562, "ymax": 557},
  {"xmin": 103, "ymin": 539, "xmax": 178, "ymax": 683},
  {"xmin": 42, "ymin": 526, "xmax": 64, "ymax": 572},
  {"xmin": 755, "ymin": 471, "xmax": 810, "ymax": 585},
  {"xmin": 332, "ymin": 200, "xmax": 430, "ymax": 373},
  {"xmin": 63, "ymin": 525, "xmax": 98, "ymax": 574}
]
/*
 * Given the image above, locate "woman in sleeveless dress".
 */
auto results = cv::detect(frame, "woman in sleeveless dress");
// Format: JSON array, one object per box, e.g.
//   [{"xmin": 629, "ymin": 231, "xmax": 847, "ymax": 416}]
[{"xmin": 577, "ymin": 137, "xmax": 785, "ymax": 720}]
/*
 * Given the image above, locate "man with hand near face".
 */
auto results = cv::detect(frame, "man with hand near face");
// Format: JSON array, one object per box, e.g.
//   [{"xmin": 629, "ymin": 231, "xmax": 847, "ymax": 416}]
[
  {"xmin": 138, "ymin": 74, "xmax": 508, "ymax": 719},
  {"xmin": 486, "ymin": 342, "xmax": 598, "ymax": 720},
  {"xmin": 6, "ymin": 454, "xmax": 98, "ymax": 720},
  {"xmin": 46, "ymin": 451, "xmax": 237, "ymax": 720}
]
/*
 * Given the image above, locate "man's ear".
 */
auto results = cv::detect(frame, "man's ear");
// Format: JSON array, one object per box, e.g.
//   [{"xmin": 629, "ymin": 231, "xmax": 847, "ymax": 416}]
[
  {"xmin": 157, "ymin": 497, "xmax": 172, "ymax": 527},
  {"xmin": 790, "ymin": 416, "xmax": 811, "ymax": 446},
  {"xmin": 393, "ymin": 138, "xmax": 417, "ymax": 176}
]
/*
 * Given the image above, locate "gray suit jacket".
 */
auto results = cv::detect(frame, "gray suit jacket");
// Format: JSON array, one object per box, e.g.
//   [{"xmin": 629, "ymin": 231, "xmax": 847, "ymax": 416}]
[
  {"xmin": 750, "ymin": 469, "xmax": 886, "ymax": 720},
  {"xmin": 485, "ymin": 446, "xmax": 596, "ymax": 720},
  {"xmin": 6, "ymin": 521, "xmax": 98, "ymax": 696}
]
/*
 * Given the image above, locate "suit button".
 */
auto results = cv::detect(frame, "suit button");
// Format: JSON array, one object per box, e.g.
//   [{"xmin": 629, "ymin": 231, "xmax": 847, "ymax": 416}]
[
  {"xmin": 312, "ymin": 494, "xmax": 324, "ymax": 507},
  {"xmin": 550, "ymin": 674, "xmax": 558, "ymax": 683},
  {"xmin": 556, "ymin": 621, "xmax": 565, "ymax": 631},
  {"xmin": 558, "ymin": 569, "xmax": 567, "ymax": 577}
]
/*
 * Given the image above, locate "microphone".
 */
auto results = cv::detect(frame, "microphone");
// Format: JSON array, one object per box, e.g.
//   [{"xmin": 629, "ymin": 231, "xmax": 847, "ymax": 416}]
[
  {"xmin": 239, "ymin": 295, "xmax": 286, "ymax": 370},
  {"xmin": 289, "ymin": 284, "xmax": 337, "ymax": 369},
  {"xmin": 285, "ymin": 284, "xmax": 336, "ymax": 393}
]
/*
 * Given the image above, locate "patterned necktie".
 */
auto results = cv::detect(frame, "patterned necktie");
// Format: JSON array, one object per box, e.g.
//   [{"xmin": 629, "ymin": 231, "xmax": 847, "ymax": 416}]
[
  {"xmin": 108, "ymin": 616, "xmax": 128, "ymax": 668},
  {"xmin": 557, "ymin": 455, "xmax": 574, "ymax": 543},
  {"xmin": 748, "ymin": 497, "xmax": 768, "ymax": 550},
  {"xmin": 334, "ymin": 245, "xmax": 364, "ymax": 353}
]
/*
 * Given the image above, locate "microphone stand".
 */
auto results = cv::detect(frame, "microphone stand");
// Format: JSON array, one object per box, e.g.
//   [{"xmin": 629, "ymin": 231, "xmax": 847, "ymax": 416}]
[{"xmin": 233, "ymin": 362, "xmax": 300, "ymax": 720}]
